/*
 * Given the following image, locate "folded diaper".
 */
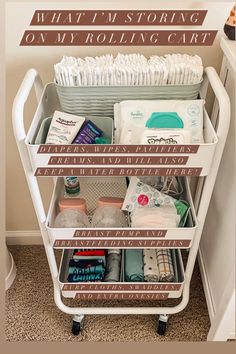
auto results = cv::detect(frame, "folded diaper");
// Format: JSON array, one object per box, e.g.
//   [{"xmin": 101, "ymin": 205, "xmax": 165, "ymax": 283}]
[{"xmin": 115, "ymin": 99, "xmax": 204, "ymax": 144}]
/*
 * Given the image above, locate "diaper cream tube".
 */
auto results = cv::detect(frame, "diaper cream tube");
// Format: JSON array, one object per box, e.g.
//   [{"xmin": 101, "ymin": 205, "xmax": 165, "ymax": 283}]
[{"xmin": 45, "ymin": 111, "xmax": 85, "ymax": 145}]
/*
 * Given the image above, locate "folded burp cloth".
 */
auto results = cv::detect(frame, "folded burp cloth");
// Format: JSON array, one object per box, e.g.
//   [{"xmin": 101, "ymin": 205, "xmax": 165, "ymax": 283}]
[
  {"xmin": 143, "ymin": 249, "xmax": 160, "ymax": 282},
  {"xmin": 156, "ymin": 249, "xmax": 175, "ymax": 282},
  {"xmin": 125, "ymin": 249, "xmax": 144, "ymax": 282}
]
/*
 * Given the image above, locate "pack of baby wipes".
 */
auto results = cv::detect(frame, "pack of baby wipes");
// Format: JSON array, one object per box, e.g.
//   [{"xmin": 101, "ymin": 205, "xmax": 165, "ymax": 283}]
[{"xmin": 114, "ymin": 99, "xmax": 205, "ymax": 144}]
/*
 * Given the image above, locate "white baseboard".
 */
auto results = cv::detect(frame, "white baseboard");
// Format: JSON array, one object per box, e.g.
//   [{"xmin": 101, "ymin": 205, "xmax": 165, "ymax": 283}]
[
  {"xmin": 5, "ymin": 251, "xmax": 17, "ymax": 290},
  {"xmin": 198, "ymin": 247, "xmax": 215, "ymax": 322},
  {"xmin": 229, "ymin": 332, "xmax": 235, "ymax": 340},
  {"xmin": 6, "ymin": 230, "xmax": 43, "ymax": 245}
]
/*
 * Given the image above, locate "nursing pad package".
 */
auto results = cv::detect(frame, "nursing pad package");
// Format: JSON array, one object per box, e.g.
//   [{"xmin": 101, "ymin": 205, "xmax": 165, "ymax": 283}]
[
  {"xmin": 131, "ymin": 206, "xmax": 180, "ymax": 228},
  {"xmin": 114, "ymin": 99, "xmax": 204, "ymax": 144},
  {"xmin": 122, "ymin": 177, "xmax": 190, "ymax": 227}
]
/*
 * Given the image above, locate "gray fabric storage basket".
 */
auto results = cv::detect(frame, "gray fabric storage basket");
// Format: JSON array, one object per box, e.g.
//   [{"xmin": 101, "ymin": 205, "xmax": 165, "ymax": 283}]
[{"xmin": 56, "ymin": 82, "xmax": 202, "ymax": 117}]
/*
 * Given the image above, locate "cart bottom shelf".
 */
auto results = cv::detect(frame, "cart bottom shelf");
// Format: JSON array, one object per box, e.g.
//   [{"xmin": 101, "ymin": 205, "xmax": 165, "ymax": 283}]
[{"xmin": 59, "ymin": 249, "xmax": 185, "ymax": 300}]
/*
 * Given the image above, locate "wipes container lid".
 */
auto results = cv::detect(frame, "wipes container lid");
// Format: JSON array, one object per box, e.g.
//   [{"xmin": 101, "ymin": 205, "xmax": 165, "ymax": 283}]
[{"xmin": 145, "ymin": 112, "xmax": 184, "ymax": 129}]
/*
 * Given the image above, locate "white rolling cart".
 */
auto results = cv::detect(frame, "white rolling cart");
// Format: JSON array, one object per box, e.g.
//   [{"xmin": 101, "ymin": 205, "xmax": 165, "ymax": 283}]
[{"xmin": 12, "ymin": 66, "xmax": 230, "ymax": 337}]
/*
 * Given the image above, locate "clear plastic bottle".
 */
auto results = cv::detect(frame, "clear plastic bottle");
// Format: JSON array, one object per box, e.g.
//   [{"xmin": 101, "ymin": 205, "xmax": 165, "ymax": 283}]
[
  {"xmin": 91, "ymin": 206, "xmax": 127, "ymax": 228},
  {"xmin": 54, "ymin": 209, "xmax": 90, "ymax": 228}
]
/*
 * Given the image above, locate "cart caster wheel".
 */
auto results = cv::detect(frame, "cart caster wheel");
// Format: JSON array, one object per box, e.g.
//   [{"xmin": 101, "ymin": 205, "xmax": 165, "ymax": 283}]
[
  {"xmin": 72, "ymin": 320, "xmax": 82, "ymax": 336},
  {"xmin": 157, "ymin": 320, "xmax": 167, "ymax": 335}
]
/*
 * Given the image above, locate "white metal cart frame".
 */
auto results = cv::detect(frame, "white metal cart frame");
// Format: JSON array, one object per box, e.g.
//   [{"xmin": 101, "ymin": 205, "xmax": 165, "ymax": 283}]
[{"xmin": 12, "ymin": 67, "xmax": 230, "ymax": 333}]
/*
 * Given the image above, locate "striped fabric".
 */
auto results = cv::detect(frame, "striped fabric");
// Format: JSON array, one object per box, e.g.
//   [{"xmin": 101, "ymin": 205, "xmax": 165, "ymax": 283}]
[{"xmin": 156, "ymin": 249, "xmax": 175, "ymax": 282}]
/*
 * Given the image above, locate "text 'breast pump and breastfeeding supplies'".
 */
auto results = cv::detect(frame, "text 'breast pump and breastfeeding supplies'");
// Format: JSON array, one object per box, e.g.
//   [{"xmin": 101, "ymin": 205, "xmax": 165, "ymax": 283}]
[{"xmin": 114, "ymin": 99, "xmax": 205, "ymax": 145}]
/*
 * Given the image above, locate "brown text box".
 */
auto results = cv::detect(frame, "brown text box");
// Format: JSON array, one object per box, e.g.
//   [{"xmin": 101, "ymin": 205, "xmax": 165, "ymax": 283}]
[
  {"xmin": 48, "ymin": 155, "xmax": 189, "ymax": 166},
  {"xmin": 35, "ymin": 167, "xmax": 202, "ymax": 177},
  {"xmin": 74, "ymin": 292, "xmax": 169, "ymax": 300},
  {"xmin": 30, "ymin": 10, "xmax": 207, "ymax": 26},
  {"xmin": 20, "ymin": 30, "xmax": 217, "ymax": 46},
  {"xmin": 38, "ymin": 144, "xmax": 200, "ymax": 154},
  {"xmin": 53, "ymin": 239, "xmax": 191, "ymax": 248},
  {"xmin": 73, "ymin": 230, "xmax": 167, "ymax": 238},
  {"xmin": 63, "ymin": 283, "xmax": 180, "ymax": 291}
]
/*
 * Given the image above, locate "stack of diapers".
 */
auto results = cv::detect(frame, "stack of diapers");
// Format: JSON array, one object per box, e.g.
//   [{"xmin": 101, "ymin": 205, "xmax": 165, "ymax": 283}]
[
  {"xmin": 124, "ymin": 249, "xmax": 175, "ymax": 282},
  {"xmin": 122, "ymin": 177, "xmax": 190, "ymax": 228},
  {"xmin": 54, "ymin": 53, "xmax": 203, "ymax": 87},
  {"xmin": 114, "ymin": 99, "xmax": 205, "ymax": 144}
]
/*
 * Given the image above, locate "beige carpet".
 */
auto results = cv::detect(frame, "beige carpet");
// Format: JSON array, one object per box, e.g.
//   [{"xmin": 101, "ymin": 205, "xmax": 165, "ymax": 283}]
[{"xmin": 5, "ymin": 246, "xmax": 210, "ymax": 341}]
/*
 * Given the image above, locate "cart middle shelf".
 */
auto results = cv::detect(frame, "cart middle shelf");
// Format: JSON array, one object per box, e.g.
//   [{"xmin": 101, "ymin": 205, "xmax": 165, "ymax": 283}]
[{"xmin": 46, "ymin": 176, "xmax": 198, "ymax": 249}]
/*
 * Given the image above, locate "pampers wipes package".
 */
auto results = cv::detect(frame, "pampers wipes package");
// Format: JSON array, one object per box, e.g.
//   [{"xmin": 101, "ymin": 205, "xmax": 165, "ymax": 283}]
[{"xmin": 114, "ymin": 99, "xmax": 204, "ymax": 144}]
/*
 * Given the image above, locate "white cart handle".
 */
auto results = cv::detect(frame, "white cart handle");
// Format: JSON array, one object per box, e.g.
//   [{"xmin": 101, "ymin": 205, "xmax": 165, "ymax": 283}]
[
  {"xmin": 12, "ymin": 69, "xmax": 43, "ymax": 142},
  {"xmin": 194, "ymin": 66, "xmax": 231, "ymax": 211},
  {"xmin": 188, "ymin": 66, "xmax": 231, "ymax": 286},
  {"xmin": 204, "ymin": 66, "xmax": 231, "ymax": 138}
]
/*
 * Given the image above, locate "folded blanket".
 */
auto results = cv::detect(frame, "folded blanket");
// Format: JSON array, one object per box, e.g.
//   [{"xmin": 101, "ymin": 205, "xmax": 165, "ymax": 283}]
[
  {"xmin": 125, "ymin": 249, "xmax": 144, "ymax": 282},
  {"xmin": 68, "ymin": 272, "xmax": 104, "ymax": 282},
  {"xmin": 156, "ymin": 249, "xmax": 175, "ymax": 282},
  {"xmin": 143, "ymin": 249, "xmax": 160, "ymax": 282},
  {"xmin": 72, "ymin": 255, "xmax": 106, "ymax": 265},
  {"xmin": 73, "ymin": 250, "xmax": 105, "ymax": 257},
  {"xmin": 104, "ymin": 253, "xmax": 121, "ymax": 282},
  {"xmin": 69, "ymin": 264, "xmax": 105, "ymax": 275},
  {"xmin": 69, "ymin": 259, "xmax": 104, "ymax": 268}
]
